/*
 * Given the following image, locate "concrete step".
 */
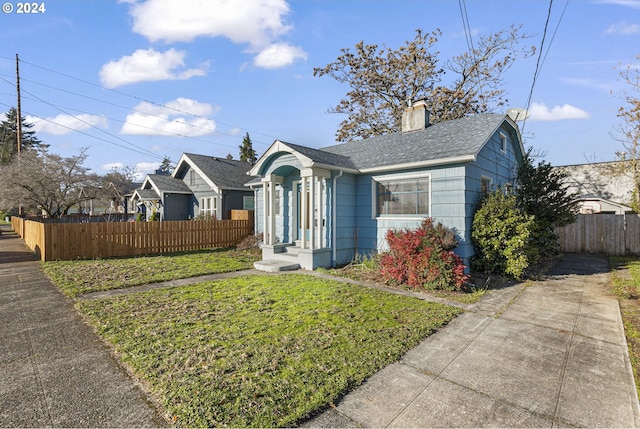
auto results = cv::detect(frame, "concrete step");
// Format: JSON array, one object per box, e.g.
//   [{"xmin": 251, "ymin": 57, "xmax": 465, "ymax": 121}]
[{"xmin": 254, "ymin": 259, "xmax": 301, "ymax": 272}]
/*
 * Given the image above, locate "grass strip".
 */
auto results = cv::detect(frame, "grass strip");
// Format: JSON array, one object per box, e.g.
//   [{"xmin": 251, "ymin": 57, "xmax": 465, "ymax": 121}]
[
  {"xmin": 609, "ymin": 256, "xmax": 640, "ymax": 400},
  {"xmin": 77, "ymin": 274, "xmax": 461, "ymax": 427},
  {"xmin": 43, "ymin": 248, "xmax": 259, "ymax": 297}
]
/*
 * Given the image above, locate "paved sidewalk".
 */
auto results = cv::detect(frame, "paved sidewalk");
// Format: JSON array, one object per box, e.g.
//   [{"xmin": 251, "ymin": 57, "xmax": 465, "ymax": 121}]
[
  {"xmin": 0, "ymin": 225, "xmax": 164, "ymax": 427},
  {"xmin": 302, "ymin": 253, "xmax": 640, "ymax": 428}
]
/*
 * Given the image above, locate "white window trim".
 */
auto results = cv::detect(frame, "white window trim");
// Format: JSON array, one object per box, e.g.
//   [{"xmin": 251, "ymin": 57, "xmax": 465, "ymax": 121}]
[
  {"xmin": 371, "ymin": 171, "xmax": 432, "ymax": 220},
  {"xmin": 499, "ymin": 132, "xmax": 507, "ymax": 153},
  {"xmin": 481, "ymin": 175, "xmax": 493, "ymax": 192}
]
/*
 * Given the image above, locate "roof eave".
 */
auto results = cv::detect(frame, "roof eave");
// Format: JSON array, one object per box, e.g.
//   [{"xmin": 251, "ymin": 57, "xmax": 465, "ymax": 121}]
[
  {"xmin": 310, "ymin": 162, "xmax": 359, "ymax": 174},
  {"xmin": 358, "ymin": 155, "xmax": 477, "ymax": 174}
]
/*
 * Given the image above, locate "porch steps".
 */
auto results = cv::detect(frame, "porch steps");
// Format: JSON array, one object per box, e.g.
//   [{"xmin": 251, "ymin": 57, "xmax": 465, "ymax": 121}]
[{"xmin": 253, "ymin": 259, "xmax": 301, "ymax": 272}]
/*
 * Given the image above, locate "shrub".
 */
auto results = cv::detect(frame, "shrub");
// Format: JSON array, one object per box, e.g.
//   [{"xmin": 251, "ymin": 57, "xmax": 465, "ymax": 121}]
[
  {"xmin": 380, "ymin": 218, "xmax": 468, "ymax": 291},
  {"xmin": 236, "ymin": 233, "xmax": 263, "ymax": 253},
  {"xmin": 471, "ymin": 188, "xmax": 538, "ymax": 278}
]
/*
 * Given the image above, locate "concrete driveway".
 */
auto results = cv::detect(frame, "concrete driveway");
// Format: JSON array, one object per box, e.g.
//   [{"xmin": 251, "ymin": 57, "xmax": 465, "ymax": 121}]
[{"xmin": 303, "ymin": 253, "xmax": 640, "ymax": 428}]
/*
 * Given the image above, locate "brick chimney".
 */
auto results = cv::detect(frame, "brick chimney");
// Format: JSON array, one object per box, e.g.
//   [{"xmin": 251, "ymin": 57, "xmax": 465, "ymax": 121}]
[{"xmin": 401, "ymin": 99, "xmax": 430, "ymax": 133}]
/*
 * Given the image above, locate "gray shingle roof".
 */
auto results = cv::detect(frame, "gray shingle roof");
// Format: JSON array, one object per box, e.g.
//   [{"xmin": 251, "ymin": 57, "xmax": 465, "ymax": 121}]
[
  {"xmin": 183, "ymin": 154, "xmax": 253, "ymax": 190},
  {"xmin": 320, "ymin": 114, "xmax": 507, "ymax": 170},
  {"xmin": 278, "ymin": 141, "xmax": 358, "ymax": 171},
  {"xmin": 146, "ymin": 174, "xmax": 192, "ymax": 193},
  {"xmin": 134, "ymin": 188, "xmax": 160, "ymax": 200}
]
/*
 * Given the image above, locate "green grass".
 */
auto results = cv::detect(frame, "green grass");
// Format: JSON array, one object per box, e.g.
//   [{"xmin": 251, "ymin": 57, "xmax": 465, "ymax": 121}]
[
  {"xmin": 77, "ymin": 274, "xmax": 461, "ymax": 427},
  {"xmin": 43, "ymin": 248, "xmax": 260, "ymax": 297},
  {"xmin": 609, "ymin": 256, "xmax": 640, "ymax": 399}
]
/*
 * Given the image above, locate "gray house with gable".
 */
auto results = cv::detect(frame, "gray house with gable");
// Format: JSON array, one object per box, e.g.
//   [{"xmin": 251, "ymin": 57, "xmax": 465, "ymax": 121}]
[{"xmin": 131, "ymin": 154, "xmax": 254, "ymax": 221}]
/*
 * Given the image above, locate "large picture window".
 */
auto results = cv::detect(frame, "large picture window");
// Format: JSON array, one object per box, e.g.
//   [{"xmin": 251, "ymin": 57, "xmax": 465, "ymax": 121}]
[{"xmin": 374, "ymin": 174, "xmax": 430, "ymax": 217}]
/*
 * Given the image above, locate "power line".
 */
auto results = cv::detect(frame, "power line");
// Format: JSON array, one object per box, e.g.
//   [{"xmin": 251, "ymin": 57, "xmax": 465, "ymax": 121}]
[
  {"xmin": 522, "ymin": 0, "xmax": 569, "ymax": 133},
  {"xmin": 5, "ymin": 56, "xmax": 280, "ymax": 143}
]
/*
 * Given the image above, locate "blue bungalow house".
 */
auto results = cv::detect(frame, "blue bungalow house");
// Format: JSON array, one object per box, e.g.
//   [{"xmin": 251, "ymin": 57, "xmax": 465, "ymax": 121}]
[{"xmin": 248, "ymin": 101, "xmax": 525, "ymax": 271}]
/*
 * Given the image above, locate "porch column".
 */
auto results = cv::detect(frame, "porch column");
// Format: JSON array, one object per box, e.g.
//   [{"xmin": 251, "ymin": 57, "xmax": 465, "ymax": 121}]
[
  {"xmin": 317, "ymin": 178, "xmax": 324, "ymax": 248},
  {"xmin": 300, "ymin": 176, "xmax": 307, "ymax": 249},
  {"xmin": 261, "ymin": 175, "xmax": 280, "ymax": 246},
  {"xmin": 309, "ymin": 175, "xmax": 316, "ymax": 250},
  {"xmin": 262, "ymin": 178, "xmax": 269, "ymax": 245}
]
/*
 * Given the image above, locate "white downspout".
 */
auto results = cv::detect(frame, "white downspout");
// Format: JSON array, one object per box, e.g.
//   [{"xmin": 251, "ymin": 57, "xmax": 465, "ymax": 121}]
[{"xmin": 332, "ymin": 170, "xmax": 343, "ymax": 267}]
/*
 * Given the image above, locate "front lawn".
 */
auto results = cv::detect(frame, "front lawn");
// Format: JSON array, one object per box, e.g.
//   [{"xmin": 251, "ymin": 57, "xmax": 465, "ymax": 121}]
[
  {"xmin": 43, "ymin": 248, "xmax": 260, "ymax": 297},
  {"xmin": 77, "ymin": 274, "xmax": 461, "ymax": 427}
]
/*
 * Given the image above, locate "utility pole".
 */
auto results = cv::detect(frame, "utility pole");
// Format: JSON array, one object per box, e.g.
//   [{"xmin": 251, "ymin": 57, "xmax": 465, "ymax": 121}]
[
  {"xmin": 16, "ymin": 54, "xmax": 23, "ymax": 217},
  {"xmin": 16, "ymin": 53, "xmax": 22, "ymax": 156}
]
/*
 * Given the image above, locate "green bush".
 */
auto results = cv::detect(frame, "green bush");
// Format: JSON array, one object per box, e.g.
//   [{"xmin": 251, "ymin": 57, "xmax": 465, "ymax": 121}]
[{"xmin": 471, "ymin": 188, "xmax": 539, "ymax": 279}]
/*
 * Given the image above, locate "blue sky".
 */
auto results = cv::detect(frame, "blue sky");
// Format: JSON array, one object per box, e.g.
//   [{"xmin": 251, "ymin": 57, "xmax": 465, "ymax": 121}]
[{"xmin": 0, "ymin": 0, "xmax": 638, "ymax": 178}]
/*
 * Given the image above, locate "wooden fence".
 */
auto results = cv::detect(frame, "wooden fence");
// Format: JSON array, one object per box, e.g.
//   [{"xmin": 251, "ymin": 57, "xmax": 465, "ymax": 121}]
[
  {"xmin": 11, "ymin": 217, "xmax": 254, "ymax": 262},
  {"xmin": 556, "ymin": 213, "xmax": 640, "ymax": 256}
]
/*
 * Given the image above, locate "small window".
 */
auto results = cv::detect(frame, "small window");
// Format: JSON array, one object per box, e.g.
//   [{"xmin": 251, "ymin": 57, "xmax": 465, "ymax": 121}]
[
  {"xmin": 481, "ymin": 176, "xmax": 493, "ymax": 193},
  {"xmin": 500, "ymin": 133, "xmax": 507, "ymax": 153},
  {"xmin": 200, "ymin": 197, "xmax": 216, "ymax": 218},
  {"xmin": 374, "ymin": 175, "xmax": 430, "ymax": 217},
  {"xmin": 243, "ymin": 196, "xmax": 255, "ymax": 210},
  {"xmin": 189, "ymin": 170, "xmax": 196, "ymax": 185}
]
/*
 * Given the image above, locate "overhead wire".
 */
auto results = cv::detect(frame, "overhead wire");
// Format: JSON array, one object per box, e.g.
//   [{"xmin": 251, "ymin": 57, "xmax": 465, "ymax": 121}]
[
  {"xmin": 0, "ymin": 55, "xmax": 280, "ymax": 167},
  {"xmin": 521, "ymin": 0, "xmax": 569, "ymax": 133},
  {"xmin": 7, "ymin": 56, "xmax": 280, "ymax": 142}
]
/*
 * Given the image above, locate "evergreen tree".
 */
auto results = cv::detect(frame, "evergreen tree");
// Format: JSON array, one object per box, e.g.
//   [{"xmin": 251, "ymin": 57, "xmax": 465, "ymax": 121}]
[
  {"xmin": 239, "ymin": 132, "xmax": 257, "ymax": 164},
  {"xmin": 158, "ymin": 156, "xmax": 174, "ymax": 175},
  {"xmin": 0, "ymin": 107, "xmax": 48, "ymax": 164},
  {"xmin": 516, "ymin": 149, "xmax": 579, "ymax": 253}
]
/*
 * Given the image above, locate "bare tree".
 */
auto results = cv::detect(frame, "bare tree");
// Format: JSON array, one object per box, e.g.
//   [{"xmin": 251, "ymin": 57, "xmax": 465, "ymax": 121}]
[
  {"xmin": 610, "ymin": 54, "xmax": 640, "ymax": 211},
  {"xmin": 313, "ymin": 26, "xmax": 535, "ymax": 142},
  {"xmin": 0, "ymin": 148, "xmax": 99, "ymax": 217}
]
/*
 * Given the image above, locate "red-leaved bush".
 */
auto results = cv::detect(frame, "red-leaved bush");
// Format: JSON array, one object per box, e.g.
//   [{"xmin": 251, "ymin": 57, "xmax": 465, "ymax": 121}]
[{"xmin": 380, "ymin": 218, "xmax": 469, "ymax": 291}]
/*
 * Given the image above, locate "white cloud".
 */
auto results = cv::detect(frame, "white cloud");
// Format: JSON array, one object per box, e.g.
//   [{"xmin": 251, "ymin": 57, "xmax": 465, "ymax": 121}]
[
  {"xmin": 127, "ymin": 0, "xmax": 291, "ymax": 45},
  {"xmin": 596, "ymin": 0, "xmax": 640, "ymax": 9},
  {"xmin": 124, "ymin": 0, "xmax": 306, "ymax": 69},
  {"xmin": 28, "ymin": 113, "xmax": 108, "ymax": 135},
  {"xmin": 605, "ymin": 21, "xmax": 640, "ymax": 34},
  {"xmin": 134, "ymin": 161, "xmax": 161, "ymax": 181},
  {"xmin": 101, "ymin": 162, "xmax": 125, "ymax": 171},
  {"xmin": 121, "ymin": 97, "xmax": 217, "ymax": 137},
  {"xmin": 253, "ymin": 43, "xmax": 307, "ymax": 69},
  {"xmin": 99, "ymin": 48, "xmax": 207, "ymax": 88},
  {"xmin": 528, "ymin": 102, "xmax": 591, "ymax": 121}
]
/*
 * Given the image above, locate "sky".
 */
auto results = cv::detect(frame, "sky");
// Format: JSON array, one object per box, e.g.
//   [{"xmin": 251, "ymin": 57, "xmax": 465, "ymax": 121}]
[{"xmin": 0, "ymin": 0, "xmax": 638, "ymax": 179}]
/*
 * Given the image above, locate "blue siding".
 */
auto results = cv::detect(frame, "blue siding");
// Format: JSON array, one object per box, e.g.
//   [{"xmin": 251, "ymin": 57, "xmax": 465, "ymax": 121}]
[{"xmin": 334, "ymin": 173, "xmax": 357, "ymax": 265}]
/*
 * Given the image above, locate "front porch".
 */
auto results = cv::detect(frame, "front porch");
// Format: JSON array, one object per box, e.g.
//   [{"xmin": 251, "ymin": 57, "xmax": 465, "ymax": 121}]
[{"xmin": 256, "ymin": 167, "xmax": 333, "ymax": 271}]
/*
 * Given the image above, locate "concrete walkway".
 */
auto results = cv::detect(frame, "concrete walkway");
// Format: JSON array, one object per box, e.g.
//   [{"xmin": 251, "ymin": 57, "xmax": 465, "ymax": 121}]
[
  {"xmin": 0, "ymin": 225, "xmax": 164, "ymax": 427},
  {"xmin": 302, "ymin": 253, "xmax": 640, "ymax": 428},
  {"xmin": 1, "ymin": 222, "xmax": 639, "ymax": 427}
]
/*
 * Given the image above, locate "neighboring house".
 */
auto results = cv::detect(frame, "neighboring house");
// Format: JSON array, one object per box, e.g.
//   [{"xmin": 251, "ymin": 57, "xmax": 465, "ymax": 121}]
[
  {"xmin": 173, "ymin": 153, "xmax": 254, "ymax": 220},
  {"xmin": 71, "ymin": 182, "xmax": 138, "ymax": 216},
  {"xmin": 130, "ymin": 154, "xmax": 254, "ymax": 221},
  {"xmin": 133, "ymin": 174, "xmax": 193, "ymax": 221},
  {"xmin": 248, "ymin": 101, "xmax": 525, "ymax": 270},
  {"xmin": 557, "ymin": 161, "xmax": 635, "ymax": 206},
  {"xmin": 576, "ymin": 197, "xmax": 633, "ymax": 215}
]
